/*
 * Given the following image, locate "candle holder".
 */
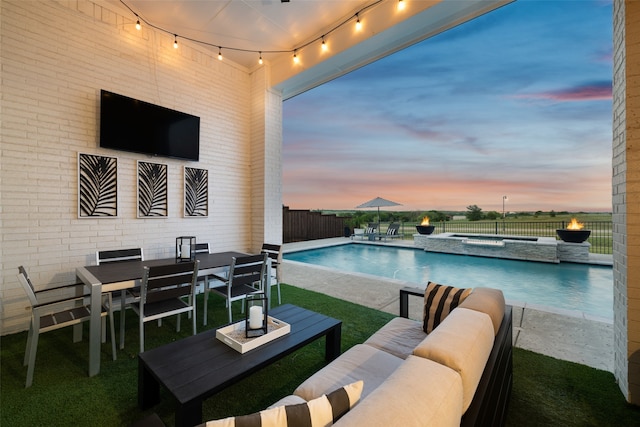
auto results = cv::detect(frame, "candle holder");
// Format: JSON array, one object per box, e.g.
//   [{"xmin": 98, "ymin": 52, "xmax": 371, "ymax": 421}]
[
  {"xmin": 245, "ymin": 292, "xmax": 268, "ymax": 338},
  {"xmin": 176, "ymin": 236, "xmax": 196, "ymax": 262}
]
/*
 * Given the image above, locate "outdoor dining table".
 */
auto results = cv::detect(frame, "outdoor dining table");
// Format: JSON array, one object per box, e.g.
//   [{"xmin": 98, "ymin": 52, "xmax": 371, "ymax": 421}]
[{"xmin": 75, "ymin": 251, "xmax": 247, "ymax": 376}]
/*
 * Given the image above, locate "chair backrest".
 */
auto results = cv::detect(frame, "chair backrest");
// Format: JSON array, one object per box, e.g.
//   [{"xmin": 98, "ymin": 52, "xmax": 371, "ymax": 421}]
[
  {"xmin": 194, "ymin": 243, "xmax": 210, "ymax": 254},
  {"xmin": 96, "ymin": 248, "xmax": 143, "ymax": 265},
  {"xmin": 140, "ymin": 260, "xmax": 199, "ymax": 305},
  {"xmin": 228, "ymin": 254, "xmax": 268, "ymax": 289},
  {"xmin": 17, "ymin": 266, "xmax": 38, "ymax": 307},
  {"xmin": 387, "ymin": 223, "xmax": 400, "ymax": 235},
  {"xmin": 366, "ymin": 223, "xmax": 378, "ymax": 234},
  {"xmin": 261, "ymin": 243, "xmax": 281, "ymax": 266}
]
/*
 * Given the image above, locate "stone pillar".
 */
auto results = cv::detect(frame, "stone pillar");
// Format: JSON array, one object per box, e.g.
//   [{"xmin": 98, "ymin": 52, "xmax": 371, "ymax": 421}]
[{"xmin": 613, "ymin": 0, "xmax": 640, "ymax": 404}]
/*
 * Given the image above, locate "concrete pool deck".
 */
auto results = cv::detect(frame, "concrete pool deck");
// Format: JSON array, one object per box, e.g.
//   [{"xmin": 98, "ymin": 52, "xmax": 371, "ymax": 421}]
[{"xmin": 281, "ymin": 237, "xmax": 614, "ymax": 373}]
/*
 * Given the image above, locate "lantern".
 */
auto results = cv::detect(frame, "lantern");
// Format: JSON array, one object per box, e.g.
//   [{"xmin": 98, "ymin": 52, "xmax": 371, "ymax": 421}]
[
  {"xmin": 176, "ymin": 236, "xmax": 196, "ymax": 262},
  {"xmin": 245, "ymin": 292, "xmax": 268, "ymax": 338}
]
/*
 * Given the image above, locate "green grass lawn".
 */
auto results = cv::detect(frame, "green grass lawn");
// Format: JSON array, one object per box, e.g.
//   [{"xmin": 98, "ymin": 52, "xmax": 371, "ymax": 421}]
[{"xmin": 1, "ymin": 285, "xmax": 637, "ymax": 426}]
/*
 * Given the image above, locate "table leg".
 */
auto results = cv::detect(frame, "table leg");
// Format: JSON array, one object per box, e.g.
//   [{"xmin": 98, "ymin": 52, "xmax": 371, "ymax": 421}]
[
  {"xmin": 138, "ymin": 358, "xmax": 160, "ymax": 409},
  {"xmin": 175, "ymin": 399, "xmax": 203, "ymax": 427},
  {"xmin": 89, "ymin": 282, "xmax": 103, "ymax": 376},
  {"xmin": 76, "ymin": 267, "xmax": 103, "ymax": 377},
  {"xmin": 325, "ymin": 322, "xmax": 342, "ymax": 361}
]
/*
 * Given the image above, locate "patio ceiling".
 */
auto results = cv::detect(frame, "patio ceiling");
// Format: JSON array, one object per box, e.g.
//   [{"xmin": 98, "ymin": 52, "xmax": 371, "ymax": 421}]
[{"xmin": 115, "ymin": 0, "xmax": 513, "ymax": 98}]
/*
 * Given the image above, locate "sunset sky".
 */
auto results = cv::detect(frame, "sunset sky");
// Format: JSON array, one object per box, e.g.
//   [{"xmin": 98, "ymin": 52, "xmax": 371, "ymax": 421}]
[{"xmin": 282, "ymin": 0, "xmax": 613, "ymax": 213}]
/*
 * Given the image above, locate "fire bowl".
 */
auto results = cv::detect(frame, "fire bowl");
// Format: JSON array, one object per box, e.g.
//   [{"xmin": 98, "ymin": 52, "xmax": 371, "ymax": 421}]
[
  {"xmin": 556, "ymin": 229, "xmax": 591, "ymax": 243},
  {"xmin": 416, "ymin": 225, "xmax": 435, "ymax": 235}
]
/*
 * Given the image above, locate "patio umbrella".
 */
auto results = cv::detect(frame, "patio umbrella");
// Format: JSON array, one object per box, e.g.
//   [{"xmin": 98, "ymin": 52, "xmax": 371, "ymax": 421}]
[{"xmin": 356, "ymin": 197, "xmax": 402, "ymax": 236}]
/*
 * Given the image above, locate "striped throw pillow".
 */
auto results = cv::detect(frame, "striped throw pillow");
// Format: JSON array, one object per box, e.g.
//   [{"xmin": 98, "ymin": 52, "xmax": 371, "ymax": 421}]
[
  {"xmin": 423, "ymin": 282, "xmax": 472, "ymax": 333},
  {"xmin": 204, "ymin": 380, "xmax": 363, "ymax": 427}
]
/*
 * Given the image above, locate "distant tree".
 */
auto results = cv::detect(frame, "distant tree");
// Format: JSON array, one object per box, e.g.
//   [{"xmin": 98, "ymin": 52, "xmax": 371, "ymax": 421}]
[
  {"xmin": 534, "ymin": 210, "xmax": 543, "ymax": 218},
  {"xmin": 466, "ymin": 205, "xmax": 483, "ymax": 221},
  {"xmin": 550, "ymin": 210, "xmax": 556, "ymax": 217},
  {"xmin": 485, "ymin": 211, "xmax": 500, "ymax": 220},
  {"xmin": 423, "ymin": 210, "xmax": 447, "ymax": 222}
]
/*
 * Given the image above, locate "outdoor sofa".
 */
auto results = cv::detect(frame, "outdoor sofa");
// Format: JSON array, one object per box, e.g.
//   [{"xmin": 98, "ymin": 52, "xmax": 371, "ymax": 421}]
[{"xmin": 202, "ymin": 285, "xmax": 513, "ymax": 426}]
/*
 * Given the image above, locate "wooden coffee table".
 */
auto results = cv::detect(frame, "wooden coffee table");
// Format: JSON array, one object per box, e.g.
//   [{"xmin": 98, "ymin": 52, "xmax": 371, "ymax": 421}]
[{"xmin": 138, "ymin": 304, "xmax": 342, "ymax": 427}]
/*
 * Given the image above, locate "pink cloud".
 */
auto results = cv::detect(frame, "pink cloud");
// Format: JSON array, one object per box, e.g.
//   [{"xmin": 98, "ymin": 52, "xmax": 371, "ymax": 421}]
[{"xmin": 514, "ymin": 82, "xmax": 611, "ymax": 102}]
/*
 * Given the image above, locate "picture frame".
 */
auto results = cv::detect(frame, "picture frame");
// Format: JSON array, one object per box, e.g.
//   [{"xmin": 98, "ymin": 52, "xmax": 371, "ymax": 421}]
[
  {"xmin": 78, "ymin": 153, "xmax": 118, "ymax": 218},
  {"xmin": 137, "ymin": 160, "xmax": 168, "ymax": 218},
  {"xmin": 184, "ymin": 166, "xmax": 208, "ymax": 217}
]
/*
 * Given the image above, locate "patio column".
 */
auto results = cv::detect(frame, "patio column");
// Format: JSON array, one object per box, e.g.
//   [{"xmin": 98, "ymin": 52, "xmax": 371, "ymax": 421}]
[
  {"xmin": 613, "ymin": 0, "xmax": 640, "ymax": 405},
  {"xmin": 250, "ymin": 65, "xmax": 283, "ymax": 251}
]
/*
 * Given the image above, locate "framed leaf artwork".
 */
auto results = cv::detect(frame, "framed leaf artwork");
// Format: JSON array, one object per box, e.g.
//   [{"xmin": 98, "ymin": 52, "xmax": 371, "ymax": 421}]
[
  {"xmin": 137, "ymin": 161, "xmax": 168, "ymax": 218},
  {"xmin": 78, "ymin": 153, "xmax": 118, "ymax": 218},
  {"xmin": 184, "ymin": 166, "xmax": 208, "ymax": 217}
]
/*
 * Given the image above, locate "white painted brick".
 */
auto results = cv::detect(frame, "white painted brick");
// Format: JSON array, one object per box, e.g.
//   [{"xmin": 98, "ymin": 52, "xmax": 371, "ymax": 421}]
[{"xmin": 1, "ymin": 0, "xmax": 282, "ymax": 334}]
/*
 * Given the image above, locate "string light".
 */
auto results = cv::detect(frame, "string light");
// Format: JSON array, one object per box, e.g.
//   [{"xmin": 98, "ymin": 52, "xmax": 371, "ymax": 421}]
[
  {"xmin": 120, "ymin": 0, "xmax": 385, "ymax": 62},
  {"xmin": 397, "ymin": 0, "xmax": 406, "ymax": 11}
]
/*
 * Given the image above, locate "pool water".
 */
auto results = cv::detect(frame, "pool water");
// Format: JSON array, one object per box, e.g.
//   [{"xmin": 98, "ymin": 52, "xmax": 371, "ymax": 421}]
[{"xmin": 284, "ymin": 244, "xmax": 613, "ymax": 319}]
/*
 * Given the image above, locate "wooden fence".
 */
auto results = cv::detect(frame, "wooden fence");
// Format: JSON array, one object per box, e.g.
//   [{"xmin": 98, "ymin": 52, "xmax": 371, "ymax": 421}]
[{"xmin": 283, "ymin": 207, "xmax": 350, "ymax": 243}]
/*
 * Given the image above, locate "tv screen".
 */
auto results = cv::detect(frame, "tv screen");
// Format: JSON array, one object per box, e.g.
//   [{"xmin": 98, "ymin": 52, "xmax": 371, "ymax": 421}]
[{"xmin": 99, "ymin": 90, "xmax": 200, "ymax": 161}]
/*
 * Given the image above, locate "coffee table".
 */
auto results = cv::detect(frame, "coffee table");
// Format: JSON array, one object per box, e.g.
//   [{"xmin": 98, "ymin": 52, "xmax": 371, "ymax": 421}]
[{"xmin": 138, "ymin": 304, "xmax": 342, "ymax": 427}]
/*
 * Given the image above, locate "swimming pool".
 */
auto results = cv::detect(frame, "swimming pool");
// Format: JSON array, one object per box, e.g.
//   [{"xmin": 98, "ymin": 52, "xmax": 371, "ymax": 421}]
[{"xmin": 284, "ymin": 244, "xmax": 613, "ymax": 319}]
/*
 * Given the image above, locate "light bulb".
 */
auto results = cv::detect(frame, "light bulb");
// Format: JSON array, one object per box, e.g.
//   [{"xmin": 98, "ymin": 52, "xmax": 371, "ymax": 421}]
[
  {"xmin": 321, "ymin": 37, "xmax": 328, "ymax": 52},
  {"xmin": 173, "ymin": 35, "xmax": 178, "ymax": 49},
  {"xmin": 293, "ymin": 51, "xmax": 299, "ymax": 64},
  {"xmin": 136, "ymin": 19, "xmax": 141, "ymax": 31},
  {"xmin": 355, "ymin": 14, "xmax": 362, "ymax": 31},
  {"xmin": 258, "ymin": 52, "xmax": 263, "ymax": 65},
  {"xmin": 218, "ymin": 48, "xmax": 223, "ymax": 60},
  {"xmin": 397, "ymin": 0, "xmax": 406, "ymax": 11}
]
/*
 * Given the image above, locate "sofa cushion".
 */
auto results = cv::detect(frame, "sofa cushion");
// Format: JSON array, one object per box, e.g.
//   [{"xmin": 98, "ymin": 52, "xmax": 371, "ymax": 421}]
[
  {"xmin": 458, "ymin": 286, "xmax": 505, "ymax": 335},
  {"xmin": 423, "ymin": 281, "xmax": 472, "ymax": 333},
  {"xmin": 294, "ymin": 344, "xmax": 403, "ymax": 402},
  {"xmin": 334, "ymin": 355, "xmax": 463, "ymax": 427},
  {"xmin": 363, "ymin": 317, "xmax": 425, "ymax": 359},
  {"xmin": 204, "ymin": 381, "xmax": 363, "ymax": 427},
  {"xmin": 413, "ymin": 307, "xmax": 494, "ymax": 412}
]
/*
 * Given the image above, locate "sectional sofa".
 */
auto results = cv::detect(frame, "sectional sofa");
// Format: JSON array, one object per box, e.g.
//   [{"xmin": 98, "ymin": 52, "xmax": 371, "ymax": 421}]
[{"xmin": 203, "ymin": 285, "xmax": 513, "ymax": 426}]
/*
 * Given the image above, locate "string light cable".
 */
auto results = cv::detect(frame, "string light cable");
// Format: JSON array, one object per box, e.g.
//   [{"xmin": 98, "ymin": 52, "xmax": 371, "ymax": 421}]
[{"xmin": 119, "ymin": 0, "xmax": 390, "ymax": 63}]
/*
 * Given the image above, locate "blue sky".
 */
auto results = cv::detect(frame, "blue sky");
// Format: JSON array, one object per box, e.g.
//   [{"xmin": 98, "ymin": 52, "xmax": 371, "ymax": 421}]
[{"xmin": 282, "ymin": 0, "xmax": 612, "ymax": 213}]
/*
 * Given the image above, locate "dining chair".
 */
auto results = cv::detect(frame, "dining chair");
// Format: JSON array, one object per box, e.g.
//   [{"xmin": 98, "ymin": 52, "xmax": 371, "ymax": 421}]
[
  {"xmin": 96, "ymin": 248, "xmax": 144, "ymax": 349},
  {"xmin": 203, "ymin": 253, "xmax": 267, "ymax": 325},
  {"xmin": 132, "ymin": 260, "xmax": 199, "ymax": 353},
  {"xmin": 185, "ymin": 243, "xmax": 211, "ymax": 318},
  {"xmin": 17, "ymin": 266, "xmax": 117, "ymax": 387},
  {"xmin": 261, "ymin": 243, "xmax": 282, "ymax": 307}
]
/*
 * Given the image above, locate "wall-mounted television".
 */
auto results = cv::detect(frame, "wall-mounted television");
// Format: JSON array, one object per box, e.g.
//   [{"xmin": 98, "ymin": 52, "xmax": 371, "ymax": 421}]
[{"xmin": 99, "ymin": 90, "xmax": 200, "ymax": 161}]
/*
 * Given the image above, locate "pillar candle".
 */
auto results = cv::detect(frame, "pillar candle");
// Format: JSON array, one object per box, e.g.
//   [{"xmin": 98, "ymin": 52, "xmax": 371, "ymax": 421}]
[
  {"xmin": 249, "ymin": 305, "xmax": 263, "ymax": 329},
  {"xmin": 181, "ymin": 244, "xmax": 190, "ymax": 258}
]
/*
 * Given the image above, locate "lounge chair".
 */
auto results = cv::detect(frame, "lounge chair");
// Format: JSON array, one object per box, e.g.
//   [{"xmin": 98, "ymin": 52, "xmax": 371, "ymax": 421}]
[
  {"xmin": 381, "ymin": 222, "xmax": 402, "ymax": 241},
  {"xmin": 363, "ymin": 223, "xmax": 379, "ymax": 240}
]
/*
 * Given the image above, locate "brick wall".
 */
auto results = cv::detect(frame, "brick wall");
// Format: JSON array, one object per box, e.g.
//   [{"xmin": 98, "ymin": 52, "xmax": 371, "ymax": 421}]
[
  {"xmin": 613, "ymin": 0, "xmax": 640, "ymax": 404},
  {"xmin": 0, "ymin": 0, "xmax": 281, "ymax": 334},
  {"xmin": 613, "ymin": 0, "xmax": 629, "ymax": 399}
]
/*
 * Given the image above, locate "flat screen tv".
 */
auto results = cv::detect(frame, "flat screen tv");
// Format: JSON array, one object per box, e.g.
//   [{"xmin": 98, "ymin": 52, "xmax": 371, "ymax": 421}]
[{"xmin": 99, "ymin": 89, "xmax": 200, "ymax": 161}]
